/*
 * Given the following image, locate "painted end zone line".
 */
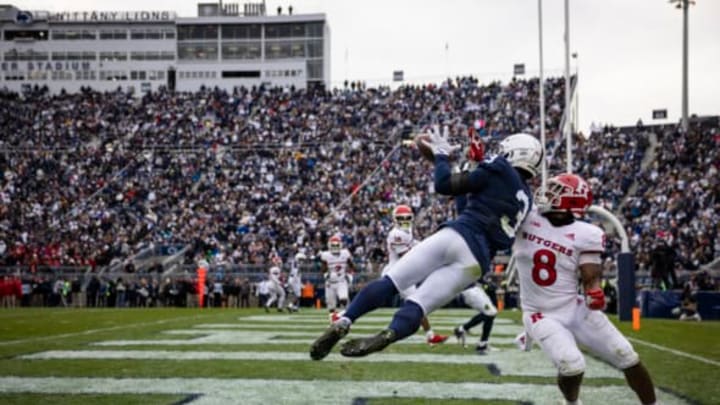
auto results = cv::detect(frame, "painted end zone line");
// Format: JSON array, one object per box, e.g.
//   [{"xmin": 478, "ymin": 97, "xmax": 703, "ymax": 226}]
[{"xmin": 627, "ymin": 337, "xmax": 720, "ymax": 367}]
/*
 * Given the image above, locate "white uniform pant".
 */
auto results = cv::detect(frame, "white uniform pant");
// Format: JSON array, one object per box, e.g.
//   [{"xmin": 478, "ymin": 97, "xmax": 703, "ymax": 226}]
[
  {"xmin": 325, "ymin": 280, "xmax": 349, "ymax": 310},
  {"xmin": 461, "ymin": 285, "xmax": 497, "ymax": 316},
  {"xmin": 522, "ymin": 297, "xmax": 639, "ymax": 376},
  {"xmin": 289, "ymin": 278, "xmax": 302, "ymax": 299},
  {"xmin": 265, "ymin": 281, "xmax": 286, "ymax": 309},
  {"xmin": 386, "ymin": 227, "xmax": 481, "ymax": 315},
  {"xmin": 381, "ymin": 264, "xmax": 417, "ymax": 299}
]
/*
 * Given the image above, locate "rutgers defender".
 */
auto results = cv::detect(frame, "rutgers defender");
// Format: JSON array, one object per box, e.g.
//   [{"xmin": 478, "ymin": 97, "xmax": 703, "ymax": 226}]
[
  {"xmin": 264, "ymin": 266, "xmax": 286, "ymax": 312},
  {"xmin": 320, "ymin": 235, "xmax": 356, "ymax": 320},
  {"xmin": 383, "ymin": 204, "xmax": 448, "ymax": 345},
  {"xmin": 515, "ymin": 173, "xmax": 657, "ymax": 405}
]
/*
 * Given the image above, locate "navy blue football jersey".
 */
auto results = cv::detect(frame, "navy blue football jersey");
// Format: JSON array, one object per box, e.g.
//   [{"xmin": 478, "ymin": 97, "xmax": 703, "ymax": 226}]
[{"xmin": 435, "ymin": 155, "xmax": 532, "ymax": 273}]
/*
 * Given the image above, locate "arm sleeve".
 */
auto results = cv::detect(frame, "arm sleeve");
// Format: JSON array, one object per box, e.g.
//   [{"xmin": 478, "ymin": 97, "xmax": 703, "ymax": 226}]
[{"xmin": 434, "ymin": 155, "xmax": 491, "ymax": 196}]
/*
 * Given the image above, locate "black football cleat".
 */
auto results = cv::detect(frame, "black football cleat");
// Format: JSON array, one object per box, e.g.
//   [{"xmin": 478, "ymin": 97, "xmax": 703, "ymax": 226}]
[
  {"xmin": 309, "ymin": 322, "xmax": 349, "ymax": 361},
  {"xmin": 340, "ymin": 329, "xmax": 396, "ymax": 357},
  {"xmin": 475, "ymin": 342, "xmax": 489, "ymax": 355}
]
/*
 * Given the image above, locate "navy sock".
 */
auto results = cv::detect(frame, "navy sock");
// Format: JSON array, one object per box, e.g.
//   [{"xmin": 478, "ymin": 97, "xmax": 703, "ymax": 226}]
[
  {"xmin": 463, "ymin": 313, "xmax": 487, "ymax": 331},
  {"xmin": 344, "ymin": 276, "xmax": 398, "ymax": 322},
  {"xmin": 480, "ymin": 315, "xmax": 495, "ymax": 342},
  {"xmin": 389, "ymin": 300, "xmax": 424, "ymax": 340}
]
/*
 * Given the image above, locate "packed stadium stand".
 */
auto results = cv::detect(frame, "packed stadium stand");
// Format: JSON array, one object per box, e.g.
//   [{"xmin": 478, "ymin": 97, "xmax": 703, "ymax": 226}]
[{"xmin": 0, "ymin": 78, "xmax": 718, "ymax": 308}]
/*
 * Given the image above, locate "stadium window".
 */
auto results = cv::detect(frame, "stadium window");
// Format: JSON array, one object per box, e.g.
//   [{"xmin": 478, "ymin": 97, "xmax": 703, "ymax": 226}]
[
  {"xmin": 306, "ymin": 22, "xmax": 323, "ymax": 38},
  {"xmin": 291, "ymin": 41, "xmax": 304, "ymax": 57},
  {"xmin": 221, "ymin": 41, "xmax": 261, "ymax": 60},
  {"xmin": 307, "ymin": 39, "xmax": 323, "ymax": 57},
  {"xmin": 130, "ymin": 30, "xmax": 145, "ymax": 40},
  {"xmin": 3, "ymin": 50, "xmax": 17, "ymax": 61},
  {"xmin": 4, "ymin": 30, "xmax": 48, "ymax": 41},
  {"xmin": 160, "ymin": 51, "xmax": 175, "ymax": 60},
  {"xmin": 177, "ymin": 43, "xmax": 218, "ymax": 60},
  {"xmin": 264, "ymin": 41, "xmax": 294, "ymax": 59},
  {"xmin": 307, "ymin": 59, "xmax": 323, "ymax": 79},
  {"xmin": 221, "ymin": 24, "xmax": 261, "ymax": 39},
  {"xmin": 82, "ymin": 52, "xmax": 96, "ymax": 61},
  {"xmin": 100, "ymin": 52, "xmax": 127, "ymax": 61},
  {"xmin": 66, "ymin": 52, "xmax": 83, "ymax": 61},
  {"xmin": 163, "ymin": 29, "xmax": 176, "ymax": 39},
  {"xmin": 145, "ymin": 30, "xmax": 162, "ymax": 40},
  {"xmin": 177, "ymin": 25, "xmax": 218, "ymax": 40},
  {"xmin": 27, "ymin": 71, "xmax": 47, "ymax": 80},
  {"xmin": 81, "ymin": 30, "xmax": 96, "ymax": 40},
  {"xmin": 222, "ymin": 70, "xmax": 260, "ymax": 78},
  {"xmin": 51, "ymin": 52, "xmax": 65, "ymax": 61}
]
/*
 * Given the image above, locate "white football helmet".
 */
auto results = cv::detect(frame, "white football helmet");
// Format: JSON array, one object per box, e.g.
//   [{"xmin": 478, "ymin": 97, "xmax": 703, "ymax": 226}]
[{"xmin": 497, "ymin": 133, "xmax": 543, "ymax": 178}]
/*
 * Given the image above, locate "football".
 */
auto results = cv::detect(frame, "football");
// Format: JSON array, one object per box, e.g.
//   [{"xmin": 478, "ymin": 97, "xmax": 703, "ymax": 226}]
[{"xmin": 414, "ymin": 134, "xmax": 435, "ymax": 161}]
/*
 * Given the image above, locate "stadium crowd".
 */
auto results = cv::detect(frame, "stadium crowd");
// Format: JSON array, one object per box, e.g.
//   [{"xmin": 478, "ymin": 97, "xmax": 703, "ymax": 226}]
[
  {"xmin": 0, "ymin": 77, "xmax": 566, "ymax": 273},
  {"xmin": 0, "ymin": 78, "xmax": 718, "ymax": 299}
]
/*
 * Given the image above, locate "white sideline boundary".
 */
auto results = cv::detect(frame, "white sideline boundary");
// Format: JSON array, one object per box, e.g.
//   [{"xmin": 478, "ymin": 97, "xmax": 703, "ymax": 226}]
[{"xmin": 628, "ymin": 337, "xmax": 720, "ymax": 367}]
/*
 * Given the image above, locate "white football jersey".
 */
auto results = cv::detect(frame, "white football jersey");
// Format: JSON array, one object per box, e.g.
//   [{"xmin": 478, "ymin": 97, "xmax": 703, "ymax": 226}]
[
  {"xmin": 320, "ymin": 249, "xmax": 353, "ymax": 282},
  {"xmin": 514, "ymin": 209, "xmax": 605, "ymax": 313},
  {"xmin": 386, "ymin": 227, "xmax": 417, "ymax": 265}
]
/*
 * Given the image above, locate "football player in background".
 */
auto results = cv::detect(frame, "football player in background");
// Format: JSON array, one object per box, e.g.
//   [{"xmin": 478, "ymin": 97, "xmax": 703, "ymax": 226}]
[
  {"xmin": 310, "ymin": 126, "xmax": 542, "ymax": 360},
  {"xmin": 384, "ymin": 204, "xmax": 448, "ymax": 345},
  {"xmin": 453, "ymin": 279, "xmax": 497, "ymax": 353},
  {"xmin": 264, "ymin": 265, "xmax": 286, "ymax": 312},
  {"xmin": 320, "ymin": 235, "xmax": 356, "ymax": 322},
  {"xmin": 287, "ymin": 252, "xmax": 306, "ymax": 312},
  {"xmin": 515, "ymin": 173, "xmax": 657, "ymax": 405}
]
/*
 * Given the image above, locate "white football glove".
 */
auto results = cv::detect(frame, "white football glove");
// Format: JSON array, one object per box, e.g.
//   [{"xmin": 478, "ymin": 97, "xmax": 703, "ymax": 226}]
[{"xmin": 420, "ymin": 125, "xmax": 461, "ymax": 157}]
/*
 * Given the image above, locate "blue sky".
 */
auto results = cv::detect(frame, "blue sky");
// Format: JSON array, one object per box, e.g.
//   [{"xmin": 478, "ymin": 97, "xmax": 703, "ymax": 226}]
[{"xmin": 18, "ymin": 0, "xmax": 720, "ymax": 132}]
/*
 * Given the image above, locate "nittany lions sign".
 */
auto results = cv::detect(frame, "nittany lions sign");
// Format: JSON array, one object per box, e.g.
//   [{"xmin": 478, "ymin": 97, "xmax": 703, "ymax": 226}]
[{"xmin": 48, "ymin": 11, "xmax": 175, "ymax": 23}]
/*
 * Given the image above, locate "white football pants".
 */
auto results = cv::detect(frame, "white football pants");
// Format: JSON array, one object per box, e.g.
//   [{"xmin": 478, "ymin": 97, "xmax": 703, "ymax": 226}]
[
  {"xmin": 386, "ymin": 227, "xmax": 482, "ymax": 315},
  {"xmin": 522, "ymin": 297, "xmax": 639, "ymax": 376},
  {"xmin": 461, "ymin": 285, "xmax": 497, "ymax": 316},
  {"xmin": 325, "ymin": 280, "xmax": 349, "ymax": 310}
]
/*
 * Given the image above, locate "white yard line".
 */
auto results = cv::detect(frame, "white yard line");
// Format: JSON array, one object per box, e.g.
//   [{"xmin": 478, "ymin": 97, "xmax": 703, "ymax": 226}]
[
  {"xmin": 0, "ymin": 377, "xmax": 688, "ymax": 404},
  {"xmin": 1, "ymin": 314, "xmax": 210, "ymax": 345},
  {"xmin": 18, "ymin": 349, "xmax": 621, "ymax": 378},
  {"xmin": 627, "ymin": 337, "xmax": 720, "ymax": 367}
]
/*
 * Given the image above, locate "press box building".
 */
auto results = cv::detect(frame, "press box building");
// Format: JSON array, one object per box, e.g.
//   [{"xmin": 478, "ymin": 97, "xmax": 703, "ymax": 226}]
[{"xmin": 0, "ymin": 2, "xmax": 329, "ymax": 93}]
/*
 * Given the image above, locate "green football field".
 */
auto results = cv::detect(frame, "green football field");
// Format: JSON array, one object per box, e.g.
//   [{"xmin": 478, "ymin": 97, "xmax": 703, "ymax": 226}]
[{"xmin": 0, "ymin": 307, "xmax": 717, "ymax": 404}]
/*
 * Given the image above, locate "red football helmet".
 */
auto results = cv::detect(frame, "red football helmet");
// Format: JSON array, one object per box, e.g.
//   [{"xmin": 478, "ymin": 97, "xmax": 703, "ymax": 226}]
[
  {"xmin": 328, "ymin": 235, "xmax": 343, "ymax": 254},
  {"xmin": 393, "ymin": 204, "xmax": 413, "ymax": 231},
  {"xmin": 543, "ymin": 173, "xmax": 593, "ymax": 216}
]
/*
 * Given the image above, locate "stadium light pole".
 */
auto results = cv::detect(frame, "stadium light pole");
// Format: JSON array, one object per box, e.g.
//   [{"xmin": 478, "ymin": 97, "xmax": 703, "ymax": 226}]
[
  {"xmin": 564, "ymin": 0, "xmax": 572, "ymax": 173},
  {"xmin": 537, "ymin": 0, "xmax": 547, "ymax": 195},
  {"xmin": 670, "ymin": 0, "xmax": 695, "ymax": 132}
]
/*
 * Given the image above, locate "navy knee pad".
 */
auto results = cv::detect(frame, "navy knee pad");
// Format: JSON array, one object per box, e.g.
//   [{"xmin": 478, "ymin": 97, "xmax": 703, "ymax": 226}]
[
  {"xmin": 389, "ymin": 301, "xmax": 424, "ymax": 340},
  {"xmin": 344, "ymin": 276, "xmax": 398, "ymax": 322}
]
